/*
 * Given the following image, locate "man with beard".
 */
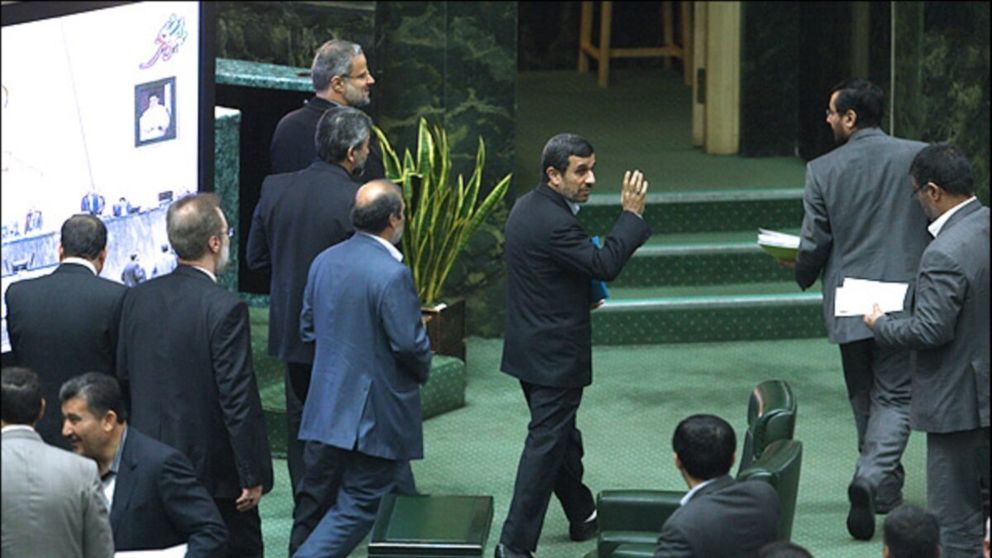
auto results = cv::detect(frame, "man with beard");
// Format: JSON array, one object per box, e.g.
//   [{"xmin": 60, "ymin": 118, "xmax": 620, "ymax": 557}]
[
  {"xmin": 786, "ymin": 79, "xmax": 930, "ymax": 541},
  {"xmin": 247, "ymin": 107, "xmax": 370, "ymax": 513},
  {"xmin": 496, "ymin": 133, "xmax": 651, "ymax": 558},
  {"xmin": 292, "ymin": 180, "xmax": 432, "ymax": 558},
  {"xmin": 270, "ymin": 39, "xmax": 384, "ymax": 181},
  {"xmin": 117, "ymin": 193, "xmax": 273, "ymax": 557}
]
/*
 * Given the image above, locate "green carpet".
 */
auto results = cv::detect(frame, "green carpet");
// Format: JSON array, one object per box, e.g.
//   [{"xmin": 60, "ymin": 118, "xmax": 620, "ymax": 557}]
[
  {"xmin": 259, "ymin": 336, "xmax": 927, "ymax": 557},
  {"xmin": 513, "ymin": 70, "xmax": 806, "ymax": 195}
]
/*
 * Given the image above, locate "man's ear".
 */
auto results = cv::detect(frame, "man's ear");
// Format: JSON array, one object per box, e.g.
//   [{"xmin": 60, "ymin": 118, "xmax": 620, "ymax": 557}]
[
  {"xmin": 546, "ymin": 166, "xmax": 561, "ymax": 187},
  {"xmin": 58, "ymin": 244, "xmax": 65, "ymax": 261}
]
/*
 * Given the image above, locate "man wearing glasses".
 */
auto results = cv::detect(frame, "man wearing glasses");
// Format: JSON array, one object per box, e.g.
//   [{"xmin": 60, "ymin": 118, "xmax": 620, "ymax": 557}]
[
  {"xmin": 270, "ymin": 39, "xmax": 385, "ymax": 181},
  {"xmin": 117, "ymin": 194, "xmax": 273, "ymax": 557},
  {"xmin": 785, "ymin": 79, "xmax": 930, "ymax": 541}
]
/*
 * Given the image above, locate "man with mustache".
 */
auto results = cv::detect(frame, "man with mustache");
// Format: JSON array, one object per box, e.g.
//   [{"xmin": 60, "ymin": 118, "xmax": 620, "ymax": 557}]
[
  {"xmin": 117, "ymin": 193, "xmax": 273, "ymax": 557},
  {"xmin": 247, "ymin": 107, "xmax": 371, "ymax": 517},
  {"xmin": 270, "ymin": 39, "xmax": 384, "ymax": 181}
]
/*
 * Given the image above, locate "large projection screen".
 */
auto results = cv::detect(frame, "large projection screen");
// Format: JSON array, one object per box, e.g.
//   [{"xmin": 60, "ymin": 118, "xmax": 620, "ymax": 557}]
[{"xmin": 1, "ymin": 1, "xmax": 215, "ymax": 353}]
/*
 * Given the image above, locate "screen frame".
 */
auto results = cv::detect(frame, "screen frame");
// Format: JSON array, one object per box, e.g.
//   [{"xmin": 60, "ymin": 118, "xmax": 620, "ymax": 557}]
[{"xmin": 1, "ymin": 0, "xmax": 216, "ymax": 192}]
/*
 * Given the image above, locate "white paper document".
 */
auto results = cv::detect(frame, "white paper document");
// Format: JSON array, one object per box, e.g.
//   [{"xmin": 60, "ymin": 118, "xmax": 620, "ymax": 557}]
[
  {"xmin": 834, "ymin": 277, "xmax": 909, "ymax": 317},
  {"xmin": 115, "ymin": 544, "xmax": 187, "ymax": 558}
]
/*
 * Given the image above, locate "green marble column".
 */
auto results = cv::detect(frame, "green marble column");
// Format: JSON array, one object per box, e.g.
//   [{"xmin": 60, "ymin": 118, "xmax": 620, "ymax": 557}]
[
  {"xmin": 891, "ymin": 2, "xmax": 925, "ymax": 141},
  {"xmin": 214, "ymin": 106, "xmax": 241, "ymax": 295}
]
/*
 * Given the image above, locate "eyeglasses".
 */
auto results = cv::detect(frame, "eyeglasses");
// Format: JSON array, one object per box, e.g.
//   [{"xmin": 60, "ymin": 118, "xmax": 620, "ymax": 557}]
[
  {"xmin": 341, "ymin": 70, "xmax": 372, "ymax": 82},
  {"xmin": 218, "ymin": 227, "xmax": 235, "ymax": 238},
  {"xmin": 825, "ymin": 108, "xmax": 840, "ymax": 118},
  {"xmin": 910, "ymin": 181, "xmax": 931, "ymax": 198}
]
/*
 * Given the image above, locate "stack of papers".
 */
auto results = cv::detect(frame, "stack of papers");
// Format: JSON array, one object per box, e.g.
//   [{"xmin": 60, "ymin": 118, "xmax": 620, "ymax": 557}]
[
  {"xmin": 834, "ymin": 277, "xmax": 909, "ymax": 317},
  {"xmin": 757, "ymin": 229, "xmax": 800, "ymax": 261}
]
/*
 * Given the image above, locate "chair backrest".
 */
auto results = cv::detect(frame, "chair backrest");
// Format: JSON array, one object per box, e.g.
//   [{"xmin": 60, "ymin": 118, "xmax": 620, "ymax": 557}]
[
  {"xmin": 737, "ymin": 439, "xmax": 803, "ymax": 542},
  {"xmin": 739, "ymin": 380, "xmax": 796, "ymax": 472}
]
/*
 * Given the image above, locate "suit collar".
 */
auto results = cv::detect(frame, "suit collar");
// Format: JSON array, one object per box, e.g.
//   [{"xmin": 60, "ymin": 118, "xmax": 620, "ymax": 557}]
[
  {"xmin": 685, "ymin": 474, "xmax": 735, "ymax": 504},
  {"xmin": 358, "ymin": 232, "xmax": 403, "ymax": 262},
  {"xmin": 1, "ymin": 425, "xmax": 41, "ymax": 441},
  {"xmin": 535, "ymin": 183, "xmax": 575, "ymax": 214},
  {"xmin": 305, "ymin": 96, "xmax": 340, "ymax": 113},
  {"xmin": 175, "ymin": 264, "xmax": 216, "ymax": 283},
  {"xmin": 110, "ymin": 427, "xmax": 139, "ymax": 529},
  {"xmin": 57, "ymin": 260, "xmax": 98, "ymax": 275},
  {"xmin": 847, "ymin": 127, "xmax": 886, "ymax": 143},
  {"xmin": 930, "ymin": 197, "xmax": 981, "ymax": 237},
  {"xmin": 304, "ymin": 160, "xmax": 356, "ymax": 181}
]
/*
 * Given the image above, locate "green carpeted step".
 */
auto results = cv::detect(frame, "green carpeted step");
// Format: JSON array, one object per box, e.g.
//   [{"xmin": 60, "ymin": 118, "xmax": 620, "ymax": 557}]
[
  {"xmin": 592, "ymin": 283, "xmax": 824, "ymax": 345},
  {"xmin": 617, "ymin": 230, "xmax": 800, "ymax": 287},
  {"xmin": 578, "ymin": 189, "xmax": 804, "ymax": 236}
]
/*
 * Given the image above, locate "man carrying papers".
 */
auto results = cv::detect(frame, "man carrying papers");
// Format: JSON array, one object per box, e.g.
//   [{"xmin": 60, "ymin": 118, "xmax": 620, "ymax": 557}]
[{"xmin": 785, "ymin": 79, "xmax": 930, "ymax": 541}]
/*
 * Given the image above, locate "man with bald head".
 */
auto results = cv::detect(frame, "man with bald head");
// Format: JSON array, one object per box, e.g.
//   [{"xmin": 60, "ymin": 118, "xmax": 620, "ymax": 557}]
[{"xmin": 292, "ymin": 180, "xmax": 432, "ymax": 558}]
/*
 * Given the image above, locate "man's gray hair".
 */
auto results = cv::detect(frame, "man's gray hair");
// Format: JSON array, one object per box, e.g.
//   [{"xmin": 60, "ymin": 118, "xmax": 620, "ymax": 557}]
[
  {"xmin": 315, "ymin": 107, "xmax": 372, "ymax": 164},
  {"xmin": 312, "ymin": 40, "xmax": 363, "ymax": 92}
]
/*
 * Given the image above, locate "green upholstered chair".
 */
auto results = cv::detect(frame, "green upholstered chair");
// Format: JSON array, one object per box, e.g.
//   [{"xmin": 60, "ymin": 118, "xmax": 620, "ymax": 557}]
[
  {"xmin": 594, "ymin": 439, "xmax": 803, "ymax": 558},
  {"xmin": 592, "ymin": 380, "xmax": 797, "ymax": 558},
  {"xmin": 368, "ymin": 494, "xmax": 494, "ymax": 558}
]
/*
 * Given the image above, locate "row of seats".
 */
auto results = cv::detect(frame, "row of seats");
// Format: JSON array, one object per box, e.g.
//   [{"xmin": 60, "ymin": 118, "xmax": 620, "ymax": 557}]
[{"xmin": 364, "ymin": 380, "xmax": 803, "ymax": 558}]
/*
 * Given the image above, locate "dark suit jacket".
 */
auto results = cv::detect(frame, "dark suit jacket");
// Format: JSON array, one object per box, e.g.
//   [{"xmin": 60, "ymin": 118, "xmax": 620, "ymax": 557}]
[
  {"xmin": 245, "ymin": 161, "xmax": 360, "ymax": 364},
  {"xmin": 795, "ymin": 128, "xmax": 930, "ymax": 344},
  {"xmin": 269, "ymin": 95, "xmax": 385, "ymax": 180},
  {"xmin": 111, "ymin": 427, "xmax": 228, "ymax": 555},
  {"xmin": 501, "ymin": 184, "xmax": 651, "ymax": 388},
  {"xmin": 299, "ymin": 234, "xmax": 432, "ymax": 460},
  {"xmin": 4, "ymin": 262, "xmax": 126, "ymax": 448},
  {"xmin": 874, "ymin": 200, "xmax": 990, "ymax": 433},
  {"xmin": 654, "ymin": 475, "xmax": 780, "ymax": 558},
  {"xmin": 117, "ymin": 265, "xmax": 273, "ymax": 498}
]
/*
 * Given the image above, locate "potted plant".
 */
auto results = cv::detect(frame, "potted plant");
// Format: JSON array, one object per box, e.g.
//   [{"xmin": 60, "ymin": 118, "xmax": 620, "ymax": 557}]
[{"xmin": 374, "ymin": 118, "xmax": 511, "ymax": 359}]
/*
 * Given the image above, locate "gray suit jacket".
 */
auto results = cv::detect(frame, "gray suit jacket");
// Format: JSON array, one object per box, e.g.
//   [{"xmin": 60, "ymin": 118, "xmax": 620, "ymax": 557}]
[
  {"xmin": 1, "ymin": 428, "xmax": 115, "ymax": 557},
  {"xmin": 874, "ymin": 200, "xmax": 990, "ymax": 433},
  {"xmin": 653, "ymin": 475, "xmax": 780, "ymax": 558},
  {"xmin": 795, "ymin": 128, "xmax": 930, "ymax": 344}
]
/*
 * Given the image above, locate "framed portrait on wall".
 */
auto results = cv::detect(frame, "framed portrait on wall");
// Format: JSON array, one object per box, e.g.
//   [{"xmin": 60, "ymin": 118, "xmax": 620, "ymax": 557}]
[{"xmin": 135, "ymin": 76, "xmax": 176, "ymax": 146}]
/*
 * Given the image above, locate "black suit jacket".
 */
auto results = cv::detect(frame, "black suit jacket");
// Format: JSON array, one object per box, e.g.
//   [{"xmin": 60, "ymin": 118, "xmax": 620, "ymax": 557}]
[
  {"xmin": 4, "ymin": 262, "xmax": 126, "ymax": 448},
  {"xmin": 501, "ymin": 184, "xmax": 651, "ymax": 388},
  {"xmin": 654, "ymin": 475, "xmax": 781, "ymax": 558},
  {"xmin": 117, "ymin": 266, "xmax": 273, "ymax": 498},
  {"xmin": 111, "ymin": 427, "xmax": 227, "ymax": 555},
  {"xmin": 269, "ymin": 96, "xmax": 385, "ymax": 180},
  {"xmin": 245, "ymin": 161, "xmax": 360, "ymax": 364}
]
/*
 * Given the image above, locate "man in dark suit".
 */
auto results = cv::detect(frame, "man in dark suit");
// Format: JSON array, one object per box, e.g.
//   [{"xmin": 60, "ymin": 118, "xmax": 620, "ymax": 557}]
[
  {"xmin": 292, "ymin": 180, "xmax": 432, "ymax": 558},
  {"xmin": 881, "ymin": 505, "xmax": 941, "ymax": 558},
  {"xmin": 789, "ymin": 79, "xmax": 930, "ymax": 539},
  {"xmin": 497, "ymin": 133, "xmax": 652, "ymax": 558},
  {"xmin": 270, "ymin": 38, "xmax": 384, "ymax": 180},
  {"xmin": 654, "ymin": 415, "xmax": 780, "ymax": 558},
  {"xmin": 2, "ymin": 366, "xmax": 115, "ymax": 558},
  {"xmin": 59, "ymin": 372, "xmax": 228, "ymax": 556},
  {"xmin": 866, "ymin": 143, "xmax": 990, "ymax": 558},
  {"xmin": 247, "ymin": 106, "xmax": 370, "ymax": 503},
  {"xmin": 5, "ymin": 214, "xmax": 126, "ymax": 449},
  {"xmin": 117, "ymin": 193, "xmax": 273, "ymax": 557}
]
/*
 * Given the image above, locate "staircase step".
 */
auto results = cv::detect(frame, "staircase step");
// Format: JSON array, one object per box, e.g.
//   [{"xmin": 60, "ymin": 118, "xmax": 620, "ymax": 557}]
[
  {"xmin": 592, "ymin": 283, "xmax": 824, "ymax": 345},
  {"xmin": 617, "ymin": 231, "xmax": 800, "ymax": 287},
  {"xmin": 578, "ymin": 188, "xmax": 804, "ymax": 235}
]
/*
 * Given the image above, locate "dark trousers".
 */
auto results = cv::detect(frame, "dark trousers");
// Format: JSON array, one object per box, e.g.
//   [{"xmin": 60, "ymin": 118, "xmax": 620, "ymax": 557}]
[
  {"xmin": 500, "ymin": 381, "xmax": 595, "ymax": 552},
  {"xmin": 839, "ymin": 339, "xmax": 912, "ymax": 509},
  {"xmin": 926, "ymin": 428, "xmax": 990, "ymax": 558},
  {"xmin": 286, "ymin": 361, "xmax": 312, "ymax": 504},
  {"xmin": 292, "ymin": 447, "xmax": 417, "ymax": 558},
  {"xmin": 291, "ymin": 442, "xmax": 417, "ymax": 556},
  {"xmin": 215, "ymin": 497, "xmax": 263, "ymax": 558}
]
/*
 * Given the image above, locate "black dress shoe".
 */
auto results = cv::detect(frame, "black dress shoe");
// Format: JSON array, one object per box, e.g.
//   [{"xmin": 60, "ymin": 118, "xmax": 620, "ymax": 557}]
[
  {"xmin": 495, "ymin": 543, "xmax": 533, "ymax": 558},
  {"xmin": 569, "ymin": 516, "xmax": 599, "ymax": 542},
  {"xmin": 847, "ymin": 479, "xmax": 876, "ymax": 540}
]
